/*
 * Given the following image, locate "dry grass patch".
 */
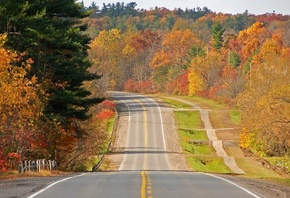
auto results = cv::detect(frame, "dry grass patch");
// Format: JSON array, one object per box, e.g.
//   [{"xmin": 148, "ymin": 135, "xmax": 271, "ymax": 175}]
[
  {"xmin": 0, "ymin": 170, "xmax": 72, "ymax": 180},
  {"xmin": 215, "ymin": 129, "xmax": 240, "ymax": 140}
]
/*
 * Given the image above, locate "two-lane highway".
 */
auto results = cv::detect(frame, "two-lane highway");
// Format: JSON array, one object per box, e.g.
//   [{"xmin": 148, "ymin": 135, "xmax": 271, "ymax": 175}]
[
  {"xmin": 27, "ymin": 92, "xmax": 262, "ymax": 198},
  {"xmin": 115, "ymin": 93, "xmax": 170, "ymax": 171}
]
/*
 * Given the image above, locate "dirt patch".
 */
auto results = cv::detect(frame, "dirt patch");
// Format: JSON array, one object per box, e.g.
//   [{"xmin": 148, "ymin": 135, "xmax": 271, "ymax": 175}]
[
  {"xmin": 209, "ymin": 110, "xmax": 237, "ymax": 128},
  {"xmin": 215, "ymin": 129, "xmax": 240, "ymax": 140}
]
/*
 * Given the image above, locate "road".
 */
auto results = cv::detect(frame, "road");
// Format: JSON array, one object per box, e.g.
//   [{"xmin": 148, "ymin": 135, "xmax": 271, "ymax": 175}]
[{"xmin": 27, "ymin": 92, "xmax": 262, "ymax": 198}]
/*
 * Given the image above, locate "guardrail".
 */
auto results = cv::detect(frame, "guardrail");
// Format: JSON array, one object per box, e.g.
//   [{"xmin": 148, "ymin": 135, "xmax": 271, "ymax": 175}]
[{"xmin": 18, "ymin": 159, "xmax": 57, "ymax": 173}]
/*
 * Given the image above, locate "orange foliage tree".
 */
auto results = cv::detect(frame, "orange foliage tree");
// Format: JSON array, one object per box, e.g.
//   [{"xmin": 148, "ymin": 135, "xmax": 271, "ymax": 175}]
[
  {"xmin": 150, "ymin": 29, "xmax": 202, "ymax": 92},
  {"xmin": 0, "ymin": 34, "xmax": 43, "ymax": 171},
  {"xmin": 237, "ymin": 22, "xmax": 270, "ymax": 62}
]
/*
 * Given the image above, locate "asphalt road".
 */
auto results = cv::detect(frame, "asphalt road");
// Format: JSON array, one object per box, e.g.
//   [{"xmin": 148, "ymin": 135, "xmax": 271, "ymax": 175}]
[{"xmin": 27, "ymin": 92, "xmax": 263, "ymax": 198}]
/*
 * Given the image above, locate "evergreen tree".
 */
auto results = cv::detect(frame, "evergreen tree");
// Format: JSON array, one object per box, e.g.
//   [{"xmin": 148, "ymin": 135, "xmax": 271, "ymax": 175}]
[
  {"xmin": 0, "ymin": 0, "xmax": 101, "ymax": 124},
  {"xmin": 212, "ymin": 22, "xmax": 225, "ymax": 50}
]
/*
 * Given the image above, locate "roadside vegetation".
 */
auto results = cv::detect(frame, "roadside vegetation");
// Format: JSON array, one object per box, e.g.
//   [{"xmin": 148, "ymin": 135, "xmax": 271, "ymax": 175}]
[
  {"xmin": 1, "ymin": 0, "xmax": 289, "ymax": 176},
  {"xmin": 162, "ymin": 96, "xmax": 290, "ymax": 183}
]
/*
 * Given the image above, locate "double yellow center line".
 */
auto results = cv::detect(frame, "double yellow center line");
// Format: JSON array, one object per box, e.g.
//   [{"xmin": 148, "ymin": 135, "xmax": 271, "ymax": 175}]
[
  {"xmin": 141, "ymin": 171, "xmax": 153, "ymax": 198},
  {"xmin": 134, "ymin": 99, "xmax": 153, "ymax": 198}
]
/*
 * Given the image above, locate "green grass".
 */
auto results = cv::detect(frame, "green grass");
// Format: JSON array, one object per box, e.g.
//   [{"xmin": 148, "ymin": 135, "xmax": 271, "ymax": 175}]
[
  {"xmin": 75, "ymin": 156, "xmax": 101, "ymax": 172},
  {"xmin": 174, "ymin": 111, "xmax": 203, "ymax": 129},
  {"xmin": 178, "ymin": 129, "xmax": 208, "ymax": 140},
  {"xmin": 178, "ymin": 129, "xmax": 213, "ymax": 155},
  {"xmin": 100, "ymin": 117, "xmax": 115, "ymax": 154},
  {"xmin": 235, "ymin": 157, "xmax": 285, "ymax": 179},
  {"xmin": 107, "ymin": 117, "xmax": 115, "ymax": 134},
  {"xmin": 182, "ymin": 96, "xmax": 225, "ymax": 110},
  {"xmin": 170, "ymin": 100, "xmax": 230, "ymax": 173},
  {"xmin": 228, "ymin": 110, "xmax": 240, "ymax": 125},
  {"xmin": 160, "ymin": 97, "xmax": 192, "ymax": 109},
  {"xmin": 265, "ymin": 157, "xmax": 290, "ymax": 173},
  {"xmin": 186, "ymin": 156, "xmax": 231, "ymax": 173}
]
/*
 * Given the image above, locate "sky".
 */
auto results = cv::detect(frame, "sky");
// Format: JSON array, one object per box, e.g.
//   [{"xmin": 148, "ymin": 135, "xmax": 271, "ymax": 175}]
[{"xmin": 80, "ymin": 0, "xmax": 289, "ymax": 15}]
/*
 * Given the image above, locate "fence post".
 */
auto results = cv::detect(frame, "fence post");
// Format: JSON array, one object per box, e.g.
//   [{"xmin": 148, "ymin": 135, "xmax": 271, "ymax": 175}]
[
  {"xmin": 18, "ymin": 163, "xmax": 23, "ymax": 174},
  {"xmin": 37, "ymin": 160, "xmax": 40, "ymax": 172},
  {"xmin": 24, "ymin": 160, "xmax": 27, "ymax": 173},
  {"xmin": 43, "ymin": 159, "xmax": 46, "ymax": 170},
  {"xmin": 28, "ymin": 160, "xmax": 31, "ymax": 172},
  {"xmin": 48, "ymin": 160, "xmax": 52, "ymax": 171},
  {"xmin": 52, "ymin": 160, "xmax": 57, "ymax": 170}
]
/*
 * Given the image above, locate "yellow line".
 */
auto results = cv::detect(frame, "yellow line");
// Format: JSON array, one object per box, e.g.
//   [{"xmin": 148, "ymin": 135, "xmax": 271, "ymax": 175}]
[
  {"xmin": 135, "ymin": 99, "xmax": 152, "ymax": 198},
  {"xmin": 134, "ymin": 99, "xmax": 148, "ymax": 146},
  {"xmin": 144, "ymin": 108, "xmax": 148, "ymax": 146},
  {"xmin": 141, "ymin": 171, "xmax": 154, "ymax": 198},
  {"xmin": 141, "ymin": 171, "xmax": 146, "ymax": 198}
]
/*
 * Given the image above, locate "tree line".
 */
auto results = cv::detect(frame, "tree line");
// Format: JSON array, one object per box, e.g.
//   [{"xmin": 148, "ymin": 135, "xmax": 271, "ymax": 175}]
[{"xmin": 86, "ymin": 2, "xmax": 290, "ymax": 157}]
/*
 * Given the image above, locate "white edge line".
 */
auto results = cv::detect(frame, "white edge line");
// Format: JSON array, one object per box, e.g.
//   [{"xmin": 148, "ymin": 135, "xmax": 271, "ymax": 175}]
[
  {"xmin": 27, "ymin": 173, "xmax": 85, "ymax": 198},
  {"xmin": 203, "ymin": 173, "xmax": 261, "ymax": 198},
  {"xmin": 114, "ymin": 97, "xmax": 131, "ymax": 122},
  {"xmin": 146, "ymin": 97, "xmax": 167, "ymax": 150}
]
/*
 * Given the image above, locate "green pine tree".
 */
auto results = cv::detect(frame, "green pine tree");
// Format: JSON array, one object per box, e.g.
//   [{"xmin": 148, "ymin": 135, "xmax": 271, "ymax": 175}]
[
  {"xmin": 0, "ymin": 0, "xmax": 101, "ymax": 123},
  {"xmin": 212, "ymin": 22, "xmax": 225, "ymax": 51}
]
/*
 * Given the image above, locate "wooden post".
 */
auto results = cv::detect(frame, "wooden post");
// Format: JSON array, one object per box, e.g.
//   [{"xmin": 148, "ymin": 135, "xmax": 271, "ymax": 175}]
[
  {"xmin": 18, "ymin": 163, "xmax": 23, "ymax": 174},
  {"xmin": 28, "ymin": 160, "xmax": 31, "ymax": 172}
]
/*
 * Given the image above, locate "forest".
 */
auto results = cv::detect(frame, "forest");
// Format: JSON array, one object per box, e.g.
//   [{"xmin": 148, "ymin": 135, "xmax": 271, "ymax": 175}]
[
  {"xmin": 0, "ymin": 1, "xmax": 289, "ymax": 172},
  {"xmin": 85, "ymin": 2, "xmax": 290, "ymax": 158}
]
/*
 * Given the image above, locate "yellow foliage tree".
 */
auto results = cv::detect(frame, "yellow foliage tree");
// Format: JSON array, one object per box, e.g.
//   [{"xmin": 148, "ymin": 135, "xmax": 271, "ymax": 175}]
[
  {"xmin": 238, "ymin": 47, "xmax": 290, "ymax": 156},
  {"xmin": 188, "ymin": 51, "xmax": 225, "ymax": 96},
  {"xmin": 0, "ymin": 34, "xmax": 42, "ymax": 167},
  {"xmin": 252, "ymin": 36, "xmax": 282, "ymax": 65},
  {"xmin": 188, "ymin": 69, "xmax": 204, "ymax": 96},
  {"xmin": 88, "ymin": 29, "xmax": 126, "ymax": 92}
]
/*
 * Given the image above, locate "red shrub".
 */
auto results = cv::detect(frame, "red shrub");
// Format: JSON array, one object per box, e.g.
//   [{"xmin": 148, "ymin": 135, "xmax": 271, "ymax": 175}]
[
  {"xmin": 98, "ymin": 99, "xmax": 116, "ymax": 111},
  {"xmin": 96, "ymin": 109, "xmax": 115, "ymax": 119}
]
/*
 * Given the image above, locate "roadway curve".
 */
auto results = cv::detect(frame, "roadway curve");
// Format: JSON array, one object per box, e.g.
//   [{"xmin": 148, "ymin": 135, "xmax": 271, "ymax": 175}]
[{"xmin": 27, "ymin": 92, "xmax": 264, "ymax": 198}]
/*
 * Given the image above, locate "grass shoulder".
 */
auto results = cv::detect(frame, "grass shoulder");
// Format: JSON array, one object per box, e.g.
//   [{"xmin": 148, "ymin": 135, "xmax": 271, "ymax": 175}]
[{"xmin": 159, "ymin": 95, "xmax": 290, "ymax": 184}]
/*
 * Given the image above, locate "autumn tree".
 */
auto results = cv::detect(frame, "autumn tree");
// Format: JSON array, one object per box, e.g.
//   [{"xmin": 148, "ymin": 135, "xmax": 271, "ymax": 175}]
[
  {"xmin": 238, "ymin": 46, "xmax": 290, "ymax": 156},
  {"xmin": 88, "ymin": 29, "xmax": 127, "ymax": 93},
  {"xmin": 237, "ymin": 22, "xmax": 270, "ymax": 62},
  {"xmin": 188, "ymin": 51, "xmax": 226, "ymax": 97},
  {"xmin": 0, "ymin": 34, "xmax": 43, "ymax": 170},
  {"xmin": 150, "ymin": 29, "xmax": 202, "ymax": 92}
]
